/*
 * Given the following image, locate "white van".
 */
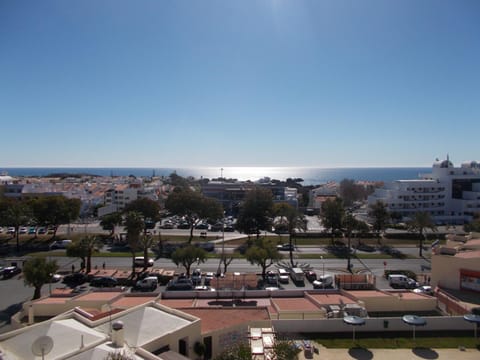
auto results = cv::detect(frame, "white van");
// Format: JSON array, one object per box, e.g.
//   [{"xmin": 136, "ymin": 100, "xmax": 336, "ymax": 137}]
[
  {"xmin": 388, "ymin": 274, "xmax": 418, "ymax": 288},
  {"xmin": 277, "ymin": 268, "xmax": 289, "ymax": 284},
  {"xmin": 134, "ymin": 257, "xmax": 154, "ymax": 267}
]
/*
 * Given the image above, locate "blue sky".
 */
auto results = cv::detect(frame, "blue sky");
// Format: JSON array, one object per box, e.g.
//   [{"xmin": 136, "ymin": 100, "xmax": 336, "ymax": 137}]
[{"xmin": 1, "ymin": 0, "xmax": 479, "ymax": 168}]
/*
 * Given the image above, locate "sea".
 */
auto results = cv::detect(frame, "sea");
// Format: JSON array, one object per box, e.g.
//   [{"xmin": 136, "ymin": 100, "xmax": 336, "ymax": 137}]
[{"xmin": 0, "ymin": 167, "xmax": 430, "ymax": 185}]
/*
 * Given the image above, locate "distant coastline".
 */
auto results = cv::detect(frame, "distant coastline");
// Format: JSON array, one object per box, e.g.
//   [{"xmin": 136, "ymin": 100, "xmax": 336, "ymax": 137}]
[{"xmin": 0, "ymin": 167, "xmax": 430, "ymax": 185}]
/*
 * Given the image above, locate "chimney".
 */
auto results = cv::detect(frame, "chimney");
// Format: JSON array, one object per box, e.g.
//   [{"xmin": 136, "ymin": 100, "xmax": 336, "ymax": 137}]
[
  {"xmin": 28, "ymin": 305, "xmax": 34, "ymax": 325},
  {"xmin": 111, "ymin": 320, "xmax": 125, "ymax": 347}
]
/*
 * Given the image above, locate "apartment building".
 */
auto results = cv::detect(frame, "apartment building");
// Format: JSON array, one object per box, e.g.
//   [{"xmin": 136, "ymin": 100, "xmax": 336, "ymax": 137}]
[
  {"xmin": 98, "ymin": 185, "xmax": 138, "ymax": 217},
  {"xmin": 368, "ymin": 157, "xmax": 480, "ymax": 224}
]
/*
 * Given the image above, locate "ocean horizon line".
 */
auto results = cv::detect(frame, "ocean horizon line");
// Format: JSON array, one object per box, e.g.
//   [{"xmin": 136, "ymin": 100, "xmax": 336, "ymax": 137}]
[
  {"xmin": 1, "ymin": 165, "xmax": 432, "ymax": 169},
  {"xmin": 1, "ymin": 166, "xmax": 432, "ymax": 185}
]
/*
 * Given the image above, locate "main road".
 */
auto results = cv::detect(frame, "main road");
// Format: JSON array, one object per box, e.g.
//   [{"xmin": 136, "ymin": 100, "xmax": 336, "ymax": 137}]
[{"xmin": 53, "ymin": 254, "xmax": 430, "ymax": 285}]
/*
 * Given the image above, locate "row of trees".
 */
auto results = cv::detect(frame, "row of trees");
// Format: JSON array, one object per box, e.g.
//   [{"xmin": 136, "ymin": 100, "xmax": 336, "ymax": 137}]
[
  {"xmin": 320, "ymin": 197, "xmax": 437, "ymax": 258},
  {"xmin": 0, "ymin": 196, "xmax": 81, "ymax": 251}
]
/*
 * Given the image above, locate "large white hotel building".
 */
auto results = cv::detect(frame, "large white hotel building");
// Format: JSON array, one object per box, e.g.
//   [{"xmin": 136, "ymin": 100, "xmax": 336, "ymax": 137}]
[{"xmin": 367, "ymin": 157, "xmax": 480, "ymax": 225}]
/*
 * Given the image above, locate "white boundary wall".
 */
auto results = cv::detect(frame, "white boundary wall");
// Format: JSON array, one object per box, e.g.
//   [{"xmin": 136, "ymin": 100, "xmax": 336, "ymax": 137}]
[{"xmin": 273, "ymin": 316, "xmax": 473, "ymax": 334}]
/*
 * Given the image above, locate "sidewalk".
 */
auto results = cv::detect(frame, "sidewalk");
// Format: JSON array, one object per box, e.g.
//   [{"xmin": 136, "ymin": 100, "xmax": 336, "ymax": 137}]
[{"xmin": 297, "ymin": 342, "xmax": 480, "ymax": 360}]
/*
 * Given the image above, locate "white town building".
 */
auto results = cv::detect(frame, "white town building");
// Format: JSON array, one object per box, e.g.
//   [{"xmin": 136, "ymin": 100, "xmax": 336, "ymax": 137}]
[{"xmin": 368, "ymin": 157, "xmax": 480, "ymax": 225}]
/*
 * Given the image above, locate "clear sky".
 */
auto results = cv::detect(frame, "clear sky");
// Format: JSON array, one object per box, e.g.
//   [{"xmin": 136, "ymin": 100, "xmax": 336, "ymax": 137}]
[{"xmin": 1, "ymin": 0, "xmax": 479, "ymax": 168}]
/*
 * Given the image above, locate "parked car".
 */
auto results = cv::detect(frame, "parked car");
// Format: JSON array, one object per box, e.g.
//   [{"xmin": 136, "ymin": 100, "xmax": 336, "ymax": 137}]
[
  {"xmin": 304, "ymin": 270, "xmax": 317, "ymax": 283},
  {"xmin": 313, "ymin": 274, "xmax": 334, "ymax": 289},
  {"xmin": 204, "ymin": 272, "xmax": 215, "ymax": 286},
  {"xmin": 135, "ymin": 276, "xmax": 158, "ymax": 291},
  {"xmin": 2, "ymin": 266, "xmax": 21, "ymax": 279},
  {"xmin": 266, "ymin": 271, "xmax": 278, "ymax": 285},
  {"xmin": 90, "ymin": 276, "xmax": 118, "ymax": 287},
  {"xmin": 160, "ymin": 221, "xmax": 174, "ymax": 229},
  {"xmin": 388, "ymin": 274, "xmax": 418, "ymax": 289},
  {"xmin": 277, "ymin": 268, "xmax": 289, "ymax": 284},
  {"xmin": 28, "ymin": 227, "xmax": 37, "ymax": 235},
  {"xmin": 37, "ymin": 227, "xmax": 47, "ymax": 235},
  {"xmin": 194, "ymin": 285, "xmax": 215, "ymax": 291},
  {"xmin": 7, "ymin": 227, "xmax": 15, "ymax": 234},
  {"xmin": 191, "ymin": 269, "xmax": 202, "ymax": 285},
  {"xmin": 63, "ymin": 273, "xmax": 87, "ymax": 286},
  {"xmin": 177, "ymin": 222, "xmax": 190, "ymax": 229},
  {"xmin": 19, "ymin": 227, "xmax": 28, "ymax": 234},
  {"xmin": 166, "ymin": 278, "xmax": 193, "ymax": 291},
  {"xmin": 223, "ymin": 224, "xmax": 235, "ymax": 232},
  {"xmin": 209, "ymin": 222, "xmax": 223, "ymax": 232},
  {"xmin": 195, "ymin": 222, "xmax": 209, "ymax": 230},
  {"xmin": 413, "ymin": 285, "xmax": 433, "ymax": 295},
  {"xmin": 49, "ymin": 273, "xmax": 63, "ymax": 283}
]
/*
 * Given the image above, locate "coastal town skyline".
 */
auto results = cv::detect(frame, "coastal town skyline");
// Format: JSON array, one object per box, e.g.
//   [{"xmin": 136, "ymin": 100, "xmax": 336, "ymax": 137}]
[{"xmin": 1, "ymin": 1, "xmax": 479, "ymax": 168}]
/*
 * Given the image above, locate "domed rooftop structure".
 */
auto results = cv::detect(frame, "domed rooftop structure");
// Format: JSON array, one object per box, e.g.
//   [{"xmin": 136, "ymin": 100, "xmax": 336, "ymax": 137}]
[
  {"xmin": 433, "ymin": 157, "xmax": 453, "ymax": 168},
  {"xmin": 461, "ymin": 161, "xmax": 479, "ymax": 169}
]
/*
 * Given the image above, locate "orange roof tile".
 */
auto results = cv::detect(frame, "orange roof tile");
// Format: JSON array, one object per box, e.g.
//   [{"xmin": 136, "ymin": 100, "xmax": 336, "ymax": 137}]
[
  {"xmin": 308, "ymin": 293, "xmax": 356, "ymax": 305},
  {"xmin": 157, "ymin": 299, "xmax": 196, "ymax": 308},
  {"xmin": 272, "ymin": 298, "xmax": 320, "ymax": 311},
  {"xmin": 75, "ymin": 291, "xmax": 122, "ymax": 301},
  {"xmin": 112, "ymin": 296, "xmax": 157, "ymax": 308},
  {"xmin": 347, "ymin": 290, "xmax": 392, "ymax": 298},
  {"xmin": 455, "ymin": 250, "xmax": 480, "ymax": 259},
  {"xmin": 33, "ymin": 297, "xmax": 69, "ymax": 305},
  {"xmin": 180, "ymin": 308, "xmax": 270, "ymax": 334}
]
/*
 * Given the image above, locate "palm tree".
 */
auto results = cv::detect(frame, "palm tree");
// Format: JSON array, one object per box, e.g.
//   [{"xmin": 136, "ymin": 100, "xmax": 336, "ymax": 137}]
[
  {"xmin": 81, "ymin": 235, "xmax": 100, "ymax": 273},
  {"xmin": 343, "ymin": 214, "xmax": 368, "ymax": 272},
  {"xmin": 138, "ymin": 234, "xmax": 155, "ymax": 269},
  {"xmin": 273, "ymin": 203, "xmax": 306, "ymax": 267},
  {"xmin": 124, "ymin": 211, "xmax": 145, "ymax": 274},
  {"xmin": 407, "ymin": 211, "xmax": 437, "ymax": 257}
]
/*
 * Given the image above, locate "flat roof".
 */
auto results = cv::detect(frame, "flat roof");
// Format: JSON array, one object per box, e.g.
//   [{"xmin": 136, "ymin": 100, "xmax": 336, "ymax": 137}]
[
  {"xmin": 95, "ymin": 305, "xmax": 194, "ymax": 347},
  {"xmin": 111, "ymin": 296, "xmax": 157, "ymax": 309},
  {"xmin": 272, "ymin": 298, "xmax": 320, "ymax": 311},
  {"xmin": 455, "ymin": 250, "xmax": 480, "ymax": 259},
  {"xmin": 34, "ymin": 297, "xmax": 70, "ymax": 305},
  {"xmin": 180, "ymin": 308, "xmax": 270, "ymax": 334},
  {"xmin": 157, "ymin": 299, "xmax": 197, "ymax": 308},
  {"xmin": 75, "ymin": 291, "xmax": 123, "ymax": 302},
  {"xmin": 307, "ymin": 293, "xmax": 356, "ymax": 305},
  {"xmin": 347, "ymin": 290, "xmax": 392, "ymax": 298}
]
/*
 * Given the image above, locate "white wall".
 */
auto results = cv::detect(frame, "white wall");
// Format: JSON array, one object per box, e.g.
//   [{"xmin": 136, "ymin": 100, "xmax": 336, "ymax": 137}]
[{"xmin": 273, "ymin": 316, "xmax": 472, "ymax": 334}]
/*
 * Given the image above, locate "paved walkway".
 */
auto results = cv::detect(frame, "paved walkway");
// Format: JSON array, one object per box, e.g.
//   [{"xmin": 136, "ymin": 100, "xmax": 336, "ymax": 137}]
[{"xmin": 297, "ymin": 342, "xmax": 480, "ymax": 360}]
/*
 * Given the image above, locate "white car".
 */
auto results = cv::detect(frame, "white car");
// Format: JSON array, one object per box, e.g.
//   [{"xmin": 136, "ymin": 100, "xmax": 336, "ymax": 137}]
[
  {"xmin": 134, "ymin": 257, "xmax": 154, "ymax": 267},
  {"xmin": 277, "ymin": 268, "xmax": 289, "ymax": 284},
  {"xmin": 413, "ymin": 285, "xmax": 433, "ymax": 295},
  {"xmin": 204, "ymin": 272, "xmax": 215, "ymax": 286}
]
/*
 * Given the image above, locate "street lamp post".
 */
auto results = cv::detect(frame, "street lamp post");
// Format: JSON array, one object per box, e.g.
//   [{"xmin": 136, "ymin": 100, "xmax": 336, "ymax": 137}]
[
  {"xmin": 321, "ymin": 256, "xmax": 325, "ymax": 290},
  {"xmin": 48, "ymin": 273, "xmax": 52, "ymax": 295}
]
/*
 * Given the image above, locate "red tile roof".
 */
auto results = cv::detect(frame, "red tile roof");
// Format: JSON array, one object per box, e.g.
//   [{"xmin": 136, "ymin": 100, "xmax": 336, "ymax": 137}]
[{"xmin": 180, "ymin": 308, "xmax": 270, "ymax": 334}]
